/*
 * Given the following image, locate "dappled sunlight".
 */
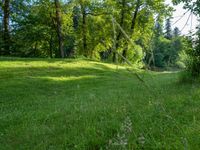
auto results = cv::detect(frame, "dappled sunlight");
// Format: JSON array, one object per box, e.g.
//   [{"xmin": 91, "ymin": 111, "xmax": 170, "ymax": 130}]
[
  {"xmin": 89, "ymin": 61, "xmax": 125, "ymax": 70},
  {"xmin": 1, "ymin": 0, "xmax": 200, "ymax": 148},
  {"xmin": 0, "ymin": 59, "xmax": 121, "ymax": 72},
  {"xmin": 1, "ymin": 58, "xmax": 200, "ymax": 149},
  {"xmin": 34, "ymin": 75, "xmax": 98, "ymax": 82},
  {"xmin": 156, "ymin": 70, "xmax": 181, "ymax": 74}
]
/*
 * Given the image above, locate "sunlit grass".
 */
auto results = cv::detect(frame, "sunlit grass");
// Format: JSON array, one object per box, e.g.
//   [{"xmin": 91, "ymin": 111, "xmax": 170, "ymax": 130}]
[
  {"xmin": 35, "ymin": 75, "xmax": 97, "ymax": 82},
  {"xmin": 0, "ymin": 58, "xmax": 200, "ymax": 149}
]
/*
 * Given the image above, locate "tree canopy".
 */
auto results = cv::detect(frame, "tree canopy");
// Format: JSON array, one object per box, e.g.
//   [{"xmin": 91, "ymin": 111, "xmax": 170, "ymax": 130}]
[{"xmin": 0, "ymin": 0, "xmax": 196, "ymax": 70}]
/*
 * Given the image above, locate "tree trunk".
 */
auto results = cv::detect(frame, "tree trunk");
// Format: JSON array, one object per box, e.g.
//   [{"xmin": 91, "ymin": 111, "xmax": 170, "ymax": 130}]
[
  {"xmin": 34, "ymin": 42, "xmax": 38, "ymax": 57},
  {"xmin": 113, "ymin": 0, "xmax": 126, "ymax": 62},
  {"xmin": 3, "ymin": 0, "xmax": 10, "ymax": 55},
  {"xmin": 49, "ymin": 33, "xmax": 53, "ymax": 58},
  {"xmin": 122, "ymin": 0, "xmax": 140, "ymax": 59},
  {"xmin": 130, "ymin": 0, "xmax": 140, "ymax": 34},
  {"xmin": 80, "ymin": 3, "xmax": 87, "ymax": 56},
  {"xmin": 70, "ymin": 6, "xmax": 79, "ymax": 57},
  {"xmin": 54, "ymin": 0, "xmax": 64, "ymax": 58},
  {"xmin": 122, "ymin": 45, "xmax": 127, "ymax": 59}
]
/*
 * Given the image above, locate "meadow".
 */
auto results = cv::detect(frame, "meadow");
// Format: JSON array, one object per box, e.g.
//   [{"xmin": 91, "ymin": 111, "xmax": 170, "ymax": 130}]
[{"xmin": 0, "ymin": 58, "xmax": 200, "ymax": 149}]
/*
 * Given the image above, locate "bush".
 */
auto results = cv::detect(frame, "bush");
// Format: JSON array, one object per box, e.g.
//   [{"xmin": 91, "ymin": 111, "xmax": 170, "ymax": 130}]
[
  {"xmin": 186, "ymin": 33, "xmax": 200, "ymax": 76},
  {"xmin": 187, "ymin": 58, "xmax": 200, "ymax": 76},
  {"xmin": 175, "ymin": 61, "xmax": 186, "ymax": 69},
  {"xmin": 178, "ymin": 71, "xmax": 199, "ymax": 83}
]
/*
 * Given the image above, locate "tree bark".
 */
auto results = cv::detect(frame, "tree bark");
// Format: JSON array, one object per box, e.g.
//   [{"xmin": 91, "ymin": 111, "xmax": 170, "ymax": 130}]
[
  {"xmin": 54, "ymin": 0, "xmax": 64, "ymax": 58},
  {"xmin": 3, "ymin": 0, "xmax": 10, "ymax": 55},
  {"xmin": 113, "ymin": 0, "xmax": 126, "ymax": 62},
  {"xmin": 49, "ymin": 33, "xmax": 53, "ymax": 58},
  {"xmin": 130, "ymin": 0, "xmax": 140, "ymax": 34},
  {"xmin": 122, "ymin": 0, "xmax": 141, "ymax": 59},
  {"xmin": 80, "ymin": 2, "xmax": 87, "ymax": 56},
  {"xmin": 34, "ymin": 42, "xmax": 38, "ymax": 57}
]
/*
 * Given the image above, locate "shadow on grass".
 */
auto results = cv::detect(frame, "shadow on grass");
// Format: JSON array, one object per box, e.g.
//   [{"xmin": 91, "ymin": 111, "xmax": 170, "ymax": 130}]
[
  {"xmin": 0, "ymin": 58, "xmax": 198, "ymax": 104},
  {"xmin": 0, "ymin": 62, "xmax": 141, "ymax": 104},
  {"xmin": 0, "ymin": 57, "xmax": 105, "ymax": 64},
  {"xmin": 1, "ymin": 59, "xmax": 200, "ymax": 149}
]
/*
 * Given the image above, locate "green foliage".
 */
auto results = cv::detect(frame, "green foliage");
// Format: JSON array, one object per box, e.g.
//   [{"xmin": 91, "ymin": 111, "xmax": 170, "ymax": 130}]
[
  {"xmin": 3, "ymin": 0, "xmax": 196, "ymax": 71},
  {"xmin": 177, "ymin": 36, "xmax": 193, "ymax": 64},
  {"xmin": 0, "ymin": 23, "xmax": 3, "ymax": 53},
  {"xmin": 0, "ymin": 0, "xmax": 175, "ymax": 66},
  {"xmin": 145, "ymin": 17, "xmax": 189, "ymax": 69},
  {"xmin": 178, "ymin": 71, "xmax": 200, "ymax": 83},
  {"xmin": 173, "ymin": 27, "xmax": 181, "ymax": 37},
  {"xmin": 176, "ymin": 51, "xmax": 187, "ymax": 68},
  {"xmin": 173, "ymin": 0, "xmax": 200, "ymax": 77},
  {"xmin": 173, "ymin": 0, "xmax": 200, "ymax": 16},
  {"xmin": 127, "ymin": 44, "xmax": 143, "ymax": 65},
  {"xmin": 185, "ymin": 31, "xmax": 200, "ymax": 76},
  {"xmin": 164, "ymin": 18, "xmax": 172, "ymax": 39},
  {"xmin": 147, "ymin": 34, "xmax": 182, "ymax": 68},
  {"xmin": 0, "ymin": 2, "xmax": 3, "ymax": 51},
  {"xmin": 154, "ymin": 37, "xmax": 172, "ymax": 67}
]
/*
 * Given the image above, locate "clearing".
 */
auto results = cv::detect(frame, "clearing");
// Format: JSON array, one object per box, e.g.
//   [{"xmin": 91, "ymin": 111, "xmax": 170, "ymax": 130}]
[{"xmin": 0, "ymin": 58, "xmax": 200, "ymax": 149}]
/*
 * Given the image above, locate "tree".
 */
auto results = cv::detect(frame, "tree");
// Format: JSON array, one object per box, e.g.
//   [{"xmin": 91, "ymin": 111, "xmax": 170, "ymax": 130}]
[
  {"xmin": 165, "ymin": 18, "xmax": 172, "ymax": 40},
  {"xmin": 0, "ymin": 1, "xmax": 3, "ymax": 53},
  {"xmin": 2, "ymin": 0, "xmax": 10, "ymax": 55},
  {"xmin": 113, "ymin": 0, "xmax": 126, "ymax": 62},
  {"xmin": 122, "ymin": 0, "xmax": 141, "ymax": 61},
  {"xmin": 73, "ymin": 0, "xmax": 104, "ymax": 57},
  {"xmin": 108, "ymin": 0, "xmax": 172, "ymax": 63},
  {"xmin": 173, "ymin": 27, "xmax": 181, "ymax": 37},
  {"xmin": 185, "ymin": 27, "xmax": 200, "ymax": 76},
  {"xmin": 173, "ymin": 0, "xmax": 200, "ymax": 76},
  {"xmin": 0, "ymin": 0, "xmax": 175, "ymax": 67},
  {"xmin": 154, "ymin": 17, "xmax": 163, "ymax": 37},
  {"xmin": 54, "ymin": 0, "xmax": 65, "ymax": 58},
  {"xmin": 173, "ymin": 0, "xmax": 200, "ymax": 16},
  {"xmin": 146, "ymin": 21, "xmax": 183, "ymax": 68}
]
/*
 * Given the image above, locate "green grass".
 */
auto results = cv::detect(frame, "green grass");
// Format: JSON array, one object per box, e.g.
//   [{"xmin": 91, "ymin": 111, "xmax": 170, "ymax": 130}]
[{"xmin": 0, "ymin": 58, "xmax": 200, "ymax": 149}]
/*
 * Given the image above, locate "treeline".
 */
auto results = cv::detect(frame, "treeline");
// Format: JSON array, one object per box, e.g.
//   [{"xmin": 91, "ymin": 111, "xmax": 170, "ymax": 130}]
[
  {"xmin": 0, "ymin": 0, "xmax": 194, "ymax": 68},
  {"xmin": 147, "ymin": 18, "xmax": 193, "ymax": 68}
]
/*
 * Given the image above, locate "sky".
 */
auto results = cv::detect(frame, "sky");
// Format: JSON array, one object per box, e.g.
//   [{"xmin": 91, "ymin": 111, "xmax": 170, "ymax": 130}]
[{"xmin": 165, "ymin": 0, "xmax": 199, "ymax": 35}]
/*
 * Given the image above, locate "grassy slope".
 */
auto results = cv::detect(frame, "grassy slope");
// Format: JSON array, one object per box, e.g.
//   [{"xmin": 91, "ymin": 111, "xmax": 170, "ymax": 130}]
[{"xmin": 0, "ymin": 58, "xmax": 200, "ymax": 150}]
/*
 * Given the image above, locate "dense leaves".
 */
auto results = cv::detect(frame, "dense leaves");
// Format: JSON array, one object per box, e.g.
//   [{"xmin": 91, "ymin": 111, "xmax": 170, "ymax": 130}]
[
  {"xmin": 0, "ymin": 0, "xmax": 195, "ymax": 70},
  {"xmin": 173, "ymin": 0, "xmax": 200, "ymax": 76}
]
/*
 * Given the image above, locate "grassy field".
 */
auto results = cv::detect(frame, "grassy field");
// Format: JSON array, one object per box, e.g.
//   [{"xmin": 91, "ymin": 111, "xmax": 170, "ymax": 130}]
[{"xmin": 0, "ymin": 58, "xmax": 200, "ymax": 149}]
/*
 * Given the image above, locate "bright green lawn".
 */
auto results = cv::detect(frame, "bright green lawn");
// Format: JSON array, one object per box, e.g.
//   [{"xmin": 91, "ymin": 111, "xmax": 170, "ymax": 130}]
[{"xmin": 0, "ymin": 58, "xmax": 200, "ymax": 149}]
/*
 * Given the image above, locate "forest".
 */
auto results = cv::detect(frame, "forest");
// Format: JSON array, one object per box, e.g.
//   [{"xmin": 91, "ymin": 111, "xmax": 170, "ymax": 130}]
[
  {"xmin": 0, "ymin": 0, "xmax": 200, "ymax": 149},
  {"xmin": 0, "ymin": 0, "xmax": 198, "ymax": 69}
]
